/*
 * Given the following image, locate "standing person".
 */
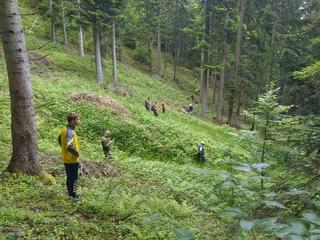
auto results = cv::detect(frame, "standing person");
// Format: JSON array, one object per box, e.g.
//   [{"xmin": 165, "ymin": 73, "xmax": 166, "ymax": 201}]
[
  {"xmin": 101, "ymin": 130, "xmax": 113, "ymax": 159},
  {"xmin": 197, "ymin": 141, "xmax": 206, "ymax": 162},
  {"xmin": 151, "ymin": 102, "xmax": 159, "ymax": 116},
  {"xmin": 58, "ymin": 112, "xmax": 81, "ymax": 200},
  {"xmin": 187, "ymin": 104, "xmax": 194, "ymax": 115},
  {"xmin": 161, "ymin": 100, "xmax": 167, "ymax": 113},
  {"xmin": 145, "ymin": 97, "xmax": 151, "ymax": 111}
]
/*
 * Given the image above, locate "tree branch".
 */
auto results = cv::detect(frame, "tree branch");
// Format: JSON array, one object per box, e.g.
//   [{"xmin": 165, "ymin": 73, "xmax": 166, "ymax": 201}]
[{"xmin": 28, "ymin": 41, "xmax": 50, "ymax": 51}]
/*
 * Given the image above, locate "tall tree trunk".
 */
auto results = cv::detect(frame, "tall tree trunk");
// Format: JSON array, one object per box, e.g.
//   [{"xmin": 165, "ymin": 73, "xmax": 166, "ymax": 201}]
[
  {"xmin": 200, "ymin": 45, "xmax": 207, "ymax": 117},
  {"xmin": 49, "ymin": 0, "xmax": 56, "ymax": 44},
  {"xmin": 173, "ymin": 44, "xmax": 178, "ymax": 81},
  {"xmin": 61, "ymin": 0, "xmax": 68, "ymax": 45},
  {"xmin": 77, "ymin": 0, "xmax": 84, "ymax": 57},
  {"xmin": 216, "ymin": 14, "xmax": 229, "ymax": 124},
  {"xmin": 148, "ymin": 37, "xmax": 152, "ymax": 73},
  {"xmin": 112, "ymin": 19, "xmax": 118, "ymax": 86},
  {"xmin": 228, "ymin": 0, "xmax": 246, "ymax": 125},
  {"xmin": 260, "ymin": 117, "xmax": 269, "ymax": 190},
  {"xmin": 93, "ymin": 25, "xmax": 104, "ymax": 84},
  {"xmin": 173, "ymin": 0, "xmax": 178, "ymax": 81},
  {"xmin": 267, "ymin": 26, "xmax": 275, "ymax": 85},
  {"xmin": 200, "ymin": 0, "xmax": 211, "ymax": 117},
  {"xmin": 157, "ymin": 18, "xmax": 161, "ymax": 74},
  {"xmin": 212, "ymin": 72, "xmax": 217, "ymax": 106},
  {"xmin": 79, "ymin": 24, "xmax": 84, "ymax": 57},
  {"xmin": 0, "ymin": 0, "xmax": 42, "ymax": 174},
  {"xmin": 117, "ymin": 23, "xmax": 122, "ymax": 62}
]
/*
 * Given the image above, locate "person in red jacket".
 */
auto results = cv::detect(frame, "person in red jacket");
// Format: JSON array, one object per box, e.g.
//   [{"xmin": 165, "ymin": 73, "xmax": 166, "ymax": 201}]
[{"xmin": 151, "ymin": 102, "xmax": 159, "ymax": 116}]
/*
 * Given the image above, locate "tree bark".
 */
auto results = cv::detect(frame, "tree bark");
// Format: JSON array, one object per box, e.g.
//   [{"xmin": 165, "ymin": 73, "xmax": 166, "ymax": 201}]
[
  {"xmin": 157, "ymin": 18, "xmax": 161, "ymax": 74},
  {"xmin": 93, "ymin": 24, "xmax": 104, "ymax": 84},
  {"xmin": 61, "ymin": 0, "xmax": 68, "ymax": 45},
  {"xmin": 77, "ymin": 0, "xmax": 84, "ymax": 57},
  {"xmin": 212, "ymin": 72, "xmax": 216, "ymax": 106},
  {"xmin": 0, "ymin": 0, "xmax": 42, "ymax": 174},
  {"xmin": 112, "ymin": 19, "xmax": 118, "ymax": 86},
  {"xmin": 200, "ymin": 0, "xmax": 211, "ymax": 118},
  {"xmin": 49, "ymin": 0, "xmax": 56, "ymax": 43},
  {"xmin": 173, "ymin": 0, "xmax": 178, "ymax": 81},
  {"xmin": 216, "ymin": 14, "xmax": 229, "ymax": 124},
  {"xmin": 228, "ymin": 0, "xmax": 246, "ymax": 125},
  {"xmin": 267, "ymin": 26, "xmax": 275, "ymax": 85}
]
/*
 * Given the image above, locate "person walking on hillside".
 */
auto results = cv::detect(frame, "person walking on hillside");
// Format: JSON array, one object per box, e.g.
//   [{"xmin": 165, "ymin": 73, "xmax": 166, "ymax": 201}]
[
  {"xmin": 161, "ymin": 100, "xmax": 167, "ymax": 113},
  {"xmin": 197, "ymin": 141, "xmax": 206, "ymax": 162},
  {"xmin": 101, "ymin": 130, "xmax": 113, "ymax": 160},
  {"xmin": 151, "ymin": 102, "xmax": 159, "ymax": 116},
  {"xmin": 145, "ymin": 97, "xmax": 151, "ymax": 111},
  {"xmin": 58, "ymin": 112, "xmax": 81, "ymax": 200}
]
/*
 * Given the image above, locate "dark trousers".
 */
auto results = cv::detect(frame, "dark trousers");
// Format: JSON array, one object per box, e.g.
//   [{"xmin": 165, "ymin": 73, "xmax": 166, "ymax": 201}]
[{"xmin": 64, "ymin": 163, "xmax": 79, "ymax": 197}]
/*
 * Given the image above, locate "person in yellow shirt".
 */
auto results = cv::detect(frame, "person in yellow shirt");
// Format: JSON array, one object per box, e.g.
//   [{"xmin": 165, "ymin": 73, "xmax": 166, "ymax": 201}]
[{"xmin": 58, "ymin": 112, "xmax": 81, "ymax": 200}]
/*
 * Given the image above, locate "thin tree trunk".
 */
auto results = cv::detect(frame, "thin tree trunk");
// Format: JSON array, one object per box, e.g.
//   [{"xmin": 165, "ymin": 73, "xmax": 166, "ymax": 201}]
[
  {"xmin": 117, "ymin": 23, "xmax": 122, "ymax": 62},
  {"xmin": 49, "ymin": 0, "xmax": 56, "ymax": 44},
  {"xmin": 173, "ymin": 48, "xmax": 178, "ymax": 81},
  {"xmin": 173, "ymin": 0, "xmax": 178, "ymax": 81},
  {"xmin": 200, "ymin": 48, "xmax": 205, "ymax": 104},
  {"xmin": 148, "ymin": 38, "xmax": 152, "ymax": 73},
  {"xmin": 112, "ymin": 19, "xmax": 118, "ymax": 86},
  {"xmin": 260, "ymin": 117, "xmax": 269, "ymax": 190},
  {"xmin": 93, "ymin": 25, "xmax": 103, "ymax": 84},
  {"xmin": 200, "ymin": 0, "xmax": 211, "ymax": 118},
  {"xmin": 267, "ymin": 26, "xmax": 275, "ymax": 85},
  {"xmin": 200, "ymin": 46, "xmax": 207, "ymax": 117},
  {"xmin": 157, "ymin": 18, "xmax": 161, "ymax": 74},
  {"xmin": 0, "ymin": 0, "xmax": 42, "ymax": 174},
  {"xmin": 61, "ymin": 0, "xmax": 68, "ymax": 45},
  {"xmin": 228, "ymin": 0, "xmax": 246, "ymax": 125},
  {"xmin": 77, "ymin": 0, "xmax": 84, "ymax": 57},
  {"xmin": 79, "ymin": 25, "xmax": 84, "ymax": 56},
  {"xmin": 212, "ymin": 72, "xmax": 216, "ymax": 106},
  {"xmin": 216, "ymin": 14, "xmax": 229, "ymax": 124}
]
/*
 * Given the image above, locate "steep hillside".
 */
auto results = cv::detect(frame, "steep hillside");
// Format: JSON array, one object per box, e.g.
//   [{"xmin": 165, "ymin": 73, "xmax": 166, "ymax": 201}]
[{"xmin": 0, "ymin": 3, "xmax": 264, "ymax": 240}]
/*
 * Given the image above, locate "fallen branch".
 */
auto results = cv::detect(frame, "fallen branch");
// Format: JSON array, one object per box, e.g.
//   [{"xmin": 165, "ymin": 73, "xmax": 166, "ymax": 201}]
[
  {"xmin": 21, "ymin": 13, "xmax": 36, "ymax": 16},
  {"xmin": 29, "ymin": 54, "xmax": 49, "ymax": 61}
]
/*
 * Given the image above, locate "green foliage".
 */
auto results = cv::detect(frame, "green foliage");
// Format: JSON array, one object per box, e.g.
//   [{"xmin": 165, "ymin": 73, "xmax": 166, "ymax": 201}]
[
  {"xmin": 1, "ymin": 1, "xmax": 319, "ymax": 239},
  {"xmin": 0, "ymin": 4, "xmax": 254, "ymax": 238},
  {"xmin": 130, "ymin": 47, "xmax": 151, "ymax": 65}
]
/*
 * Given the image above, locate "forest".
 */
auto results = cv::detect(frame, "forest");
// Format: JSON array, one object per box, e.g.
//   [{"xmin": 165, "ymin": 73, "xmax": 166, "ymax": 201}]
[{"xmin": 0, "ymin": 0, "xmax": 319, "ymax": 239}]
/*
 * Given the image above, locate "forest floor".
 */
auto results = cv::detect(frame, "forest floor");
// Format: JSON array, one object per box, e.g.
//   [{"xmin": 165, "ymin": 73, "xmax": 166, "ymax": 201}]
[{"xmin": 0, "ymin": 3, "xmax": 271, "ymax": 240}]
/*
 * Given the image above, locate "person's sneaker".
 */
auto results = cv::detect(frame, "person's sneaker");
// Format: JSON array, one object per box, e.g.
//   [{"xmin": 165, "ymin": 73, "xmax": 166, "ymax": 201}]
[
  {"xmin": 71, "ymin": 194, "xmax": 81, "ymax": 201},
  {"xmin": 74, "ymin": 194, "xmax": 81, "ymax": 200}
]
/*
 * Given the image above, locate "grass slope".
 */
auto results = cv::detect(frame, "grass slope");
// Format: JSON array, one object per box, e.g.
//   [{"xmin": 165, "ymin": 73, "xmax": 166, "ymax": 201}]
[{"xmin": 0, "ymin": 3, "xmax": 265, "ymax": 240}]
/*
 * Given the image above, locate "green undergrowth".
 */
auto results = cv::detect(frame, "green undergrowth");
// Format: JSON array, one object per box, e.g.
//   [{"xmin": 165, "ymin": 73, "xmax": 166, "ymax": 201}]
[{"xmin": 0, "ymin": 2, "xmax": 267, "ymax": 239}]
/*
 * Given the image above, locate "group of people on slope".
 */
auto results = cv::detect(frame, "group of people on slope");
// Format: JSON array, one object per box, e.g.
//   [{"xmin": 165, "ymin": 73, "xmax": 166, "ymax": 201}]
[
  {"xmin": 57, "ymin": 111, "xmax": 205, "ymax": 201},
  {"xmin": 144, "ymin": 97, "xmax": 167, "ymax": 116}
]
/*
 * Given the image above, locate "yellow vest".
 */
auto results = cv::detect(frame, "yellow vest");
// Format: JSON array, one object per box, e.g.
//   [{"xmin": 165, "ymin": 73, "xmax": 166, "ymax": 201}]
[{"xmin": 60, "ymin": 127, "xmax": 80, "ymax": 163}]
